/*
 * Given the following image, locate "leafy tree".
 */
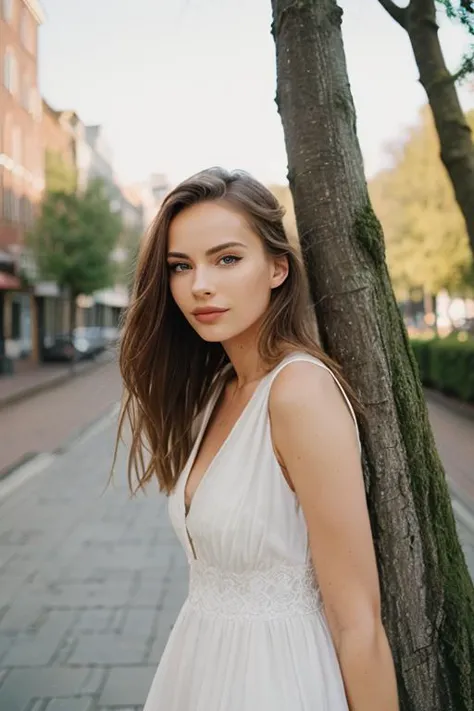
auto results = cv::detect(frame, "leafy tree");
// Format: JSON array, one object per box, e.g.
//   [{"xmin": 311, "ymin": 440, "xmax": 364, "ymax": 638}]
[
  {"xmin": 44, "ymin": 148, "xmax": 77, "ymax": 194},
  {"xmin": 28, "ymin": 179, "xmax": 121, "ymax": 335},
  {"xmin": 113, "ymin": 226, "xmax": 142, "ymax": 294},
  {"xmin": 377, "ymin": 0, "xmax": 474, "ymax": 259},
  {"xmin": 369, "ymin": 106, "xmax": 474, "ymax": 303},
  {"xmin": 271, "ymin": 0, "xmax": 473, "ymax": 708}
]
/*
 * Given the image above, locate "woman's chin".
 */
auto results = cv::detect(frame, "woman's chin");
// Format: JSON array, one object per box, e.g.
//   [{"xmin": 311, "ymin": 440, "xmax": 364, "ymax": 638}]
[{"xmin": 194, "ymin": 325, "xmax": 229, "ymax": 343}]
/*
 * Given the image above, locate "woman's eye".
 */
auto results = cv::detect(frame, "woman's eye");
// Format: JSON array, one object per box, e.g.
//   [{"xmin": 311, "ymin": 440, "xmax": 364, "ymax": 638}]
[
  {"xmin": 169, "ymin": 262, "xmax": 190, "ymax": 273},
  {"xmin": 219, "ymin": 255, "xmax": 241, "ymax": 266}
]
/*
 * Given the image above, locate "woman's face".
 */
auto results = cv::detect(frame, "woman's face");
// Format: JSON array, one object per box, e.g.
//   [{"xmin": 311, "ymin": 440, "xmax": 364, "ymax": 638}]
[{"xmin": 167, "ymin": 200, "xmax": 288, "ymax": 344}]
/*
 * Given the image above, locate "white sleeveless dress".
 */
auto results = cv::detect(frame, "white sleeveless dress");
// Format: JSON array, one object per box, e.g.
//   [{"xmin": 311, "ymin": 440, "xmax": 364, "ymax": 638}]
[{"xmin": 143, "ymin": 352, "xmax": 361, "ymax": 710}]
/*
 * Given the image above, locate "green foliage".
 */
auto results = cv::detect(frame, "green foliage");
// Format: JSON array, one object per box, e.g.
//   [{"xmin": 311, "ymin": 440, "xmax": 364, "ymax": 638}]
[
  {"xmin": 28, "ymin": 179, "xmax": 122, "ymax": 297},
  {"xmin": 45, "ymin": 149, "xmax": 77, "ymax": 194},
  {"xmin": 411, "ymin": 334, "xmax": 474, "ymax": 400},
  {"xmin": 114, "ymin": 226, "xmax": 142, "ymax": 291},
  {"xmin": 437, "ymin": 0, "xmax": 474, "ymax": 80},
  {"xmin": 369, "ymin": 106, "xmax": 474, "ymax": 299}
]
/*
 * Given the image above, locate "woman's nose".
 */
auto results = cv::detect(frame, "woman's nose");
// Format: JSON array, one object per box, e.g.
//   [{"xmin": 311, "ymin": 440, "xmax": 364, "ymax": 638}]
[{"xmin": 191, "ymin": 267, "xmax": 215, "ymax": 297}]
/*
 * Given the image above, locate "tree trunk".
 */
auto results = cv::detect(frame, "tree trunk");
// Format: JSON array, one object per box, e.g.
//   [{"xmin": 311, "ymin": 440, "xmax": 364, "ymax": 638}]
[
  {"xmin": 379, "ymin": 0, "xmax": 474, "ymax": 259},
  {"xmin": 270, "ymin": 1, "xmax": 474, "ymax": 709}
]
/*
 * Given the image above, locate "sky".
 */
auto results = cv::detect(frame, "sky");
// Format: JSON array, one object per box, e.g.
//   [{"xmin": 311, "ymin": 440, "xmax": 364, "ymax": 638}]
[{"xmin": 38, "ymin": 0, "xmax": 474, "ymax": 187}]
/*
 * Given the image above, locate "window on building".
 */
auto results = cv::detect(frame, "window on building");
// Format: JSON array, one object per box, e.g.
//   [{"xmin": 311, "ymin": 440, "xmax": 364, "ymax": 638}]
[
  {"xmin": 28, "ymin": 87, "xmax": 41, "ymax": 121},
  {"xmin": 11, "ymin": 300, "xmax": 21, "ymax": 340},
  {"xmin": 11, "ymin": 190, "xmax": 19, "ymax": 222},
  {"xmin": 21, "ymin": 74, "xmax": 30, "ymax": 110},
  {"xmin": 3, "ymin": 49, "xmax": 18, "ymax": 95},
  {"xmin": 19, "ymin": 195, "xmax": 28, "ymax": 226},
  {"xmin": 2, "ymin": 0, "xmax": 13, "ymax": 23},
  {"xmin": 12, "ymin": 126, "xmax": 22, "ymax": 167},
  {"xmin": 20, "ymin": 6, "xmax": 29, "ymax": 48},
  {"xmin": 3, "ymin": 188, "xmax": 12, "ymax": 221}
]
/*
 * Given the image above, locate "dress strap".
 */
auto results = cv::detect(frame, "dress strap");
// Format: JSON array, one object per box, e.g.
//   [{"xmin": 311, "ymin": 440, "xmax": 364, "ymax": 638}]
[{"xmin": 268, "ymin": 354, "xmax": 361, "ymax": 452}]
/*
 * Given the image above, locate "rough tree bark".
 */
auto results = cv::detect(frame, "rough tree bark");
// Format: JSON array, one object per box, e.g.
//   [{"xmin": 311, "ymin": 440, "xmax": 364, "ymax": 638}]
[
  {"xmin": 378, "ymin": 0, "xmax": 474, "ymax": 258},
  {"xmin": 270, "ymin": 1, "xmax": 474, "ymax": 710}
]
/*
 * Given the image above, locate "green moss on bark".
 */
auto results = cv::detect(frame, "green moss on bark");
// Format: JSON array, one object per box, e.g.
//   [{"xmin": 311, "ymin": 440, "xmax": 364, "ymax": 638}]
[
  {"xmin": 354, "ymin": 201, "xmax": 386, "ymax": 266},
  {"xmin": 385, "ymin": 273, "xmax": 474, "ymax": 709},
  {"xmin": 353, "ymin": 201, "xmax": 474, "ymax": 706}
]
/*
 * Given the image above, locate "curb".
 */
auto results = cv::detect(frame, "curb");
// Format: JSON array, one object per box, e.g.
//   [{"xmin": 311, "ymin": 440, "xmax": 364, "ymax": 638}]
[
  {"xmin": 53, "ymin": 401, "xmax": 120, "ymax": 456},
  {"xmin": 0, "ymin": 453, "xmax": 57, "ymax": 504},
  {"xmin": 0, "ymin": 451, "xmax": 38, "ymax": 482},
  {"xmin": 0, "ymin": 401, "xmax": 120, "ymax": 492},
  {"xmin": 0, "ymin": 349, "xmax": 117, "ymax": 412}
]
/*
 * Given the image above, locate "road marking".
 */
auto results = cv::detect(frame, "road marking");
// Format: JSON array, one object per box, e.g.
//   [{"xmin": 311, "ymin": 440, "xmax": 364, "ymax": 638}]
[
  {"xmin": 71, "ymin": 401, "xmax": 120, "ymax": 448},
  {"xmin": 0, "ymin": 402, "xmax": 121, "ymax": 503},
  {"xmin": 0, "ymin": 452, "xmax": 56, "ymax": 502}
]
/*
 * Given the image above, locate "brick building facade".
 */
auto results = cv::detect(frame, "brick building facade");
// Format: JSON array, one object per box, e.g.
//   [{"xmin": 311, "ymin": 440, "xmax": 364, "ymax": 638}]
[{"xmin": 0, "ymin": 0, "xmax": 44, "ymax": 369}]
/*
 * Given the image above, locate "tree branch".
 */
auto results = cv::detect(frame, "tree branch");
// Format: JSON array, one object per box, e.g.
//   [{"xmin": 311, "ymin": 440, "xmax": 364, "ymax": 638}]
[{"xmin": 377, "ymin": 0, "xmax": 409, "ymax": 28}]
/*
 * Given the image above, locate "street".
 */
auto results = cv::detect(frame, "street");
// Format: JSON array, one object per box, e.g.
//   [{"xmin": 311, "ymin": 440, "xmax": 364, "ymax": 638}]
[
  {"xmin": 0, "ymin": 358, "xmax": 122, "ymax": 477},
  {"xmin": 0, "ymin": 368, "xmax": 472, "ymax": 710},
  {"xmin": 0, "ymin": 401, "xmax": 188, "ymax": 711}
]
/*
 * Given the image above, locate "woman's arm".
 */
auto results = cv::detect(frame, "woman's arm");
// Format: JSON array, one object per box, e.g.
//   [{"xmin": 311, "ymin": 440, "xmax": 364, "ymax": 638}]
[{"xmin": 269, "ymin": 361, "xmax": 399, "ymax": 711}]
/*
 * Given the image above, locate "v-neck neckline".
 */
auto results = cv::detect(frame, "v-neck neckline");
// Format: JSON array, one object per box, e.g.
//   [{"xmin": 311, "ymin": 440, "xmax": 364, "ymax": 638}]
[{"xmin": 183, "ymin": 369, "xmax": 270, "ymax": 522}]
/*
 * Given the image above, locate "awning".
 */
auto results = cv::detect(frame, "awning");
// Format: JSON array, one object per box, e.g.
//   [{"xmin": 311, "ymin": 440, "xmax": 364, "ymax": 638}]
[{"xmin": 0, "ymin": 271, "xmax": 21, "ymax": 290}]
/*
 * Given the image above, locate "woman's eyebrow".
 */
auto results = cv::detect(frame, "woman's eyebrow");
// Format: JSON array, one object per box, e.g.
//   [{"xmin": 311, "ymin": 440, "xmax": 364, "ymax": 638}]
[{"xmin": 167, "ymin": 241, "xmax": 248, "ymax": 259}]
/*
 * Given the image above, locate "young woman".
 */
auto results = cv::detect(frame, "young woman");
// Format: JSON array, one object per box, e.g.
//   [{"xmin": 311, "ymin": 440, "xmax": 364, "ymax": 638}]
[{"xmin": 115, "ymin": 167, "xmax": 399, "ymax": 710}]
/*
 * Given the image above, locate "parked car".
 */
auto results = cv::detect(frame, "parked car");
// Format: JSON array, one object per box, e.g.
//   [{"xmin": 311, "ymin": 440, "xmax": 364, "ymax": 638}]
[
  {"xmin": 74, "ymin": 327, "xmax": 107, "ymax": 355},
  {"xmin": 42, "ymin": 327, "xmax": 107, "ymax": 362}
]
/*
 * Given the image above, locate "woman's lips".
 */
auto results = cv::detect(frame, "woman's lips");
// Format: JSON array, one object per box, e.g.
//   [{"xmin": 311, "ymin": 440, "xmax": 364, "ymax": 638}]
[{"xmin": 193, "ymin": 309, "xmax": 229, "ymax": 324}]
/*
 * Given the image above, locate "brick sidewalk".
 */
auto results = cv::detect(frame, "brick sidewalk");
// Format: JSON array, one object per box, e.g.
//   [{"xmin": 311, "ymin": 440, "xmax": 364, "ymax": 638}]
[
  {"xmin": 0, "ymin": 382, "xmax": 472, "ymax": 710},
  {"xmin": 0, "ymin": 360, "xmax": 122, "ymax": 477},
  {"xmin": 0, "ymin": 420, "xmax": 186, "ymax": 711},
  {"xmin": 0, "ymin": 351, "xmax": 116, "ymax": 410},
  {"xmin": 426, "ymin": 393, "xmax": 474, "ymax": 512}
]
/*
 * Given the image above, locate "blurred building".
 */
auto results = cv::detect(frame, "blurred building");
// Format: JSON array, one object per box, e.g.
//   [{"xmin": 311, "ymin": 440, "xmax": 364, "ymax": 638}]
[
  {"xmin": 83, "ymin": 183, "xmax": 145, "ymax": 330},
  {"xmin": 34, "ymin": 100, "xmax": 80, "ymax": 357},
  {"xmin": 0, "ymin": 0, "xmax": 44, "ymax": 371},
  {"xmin": 132, "ymin": 172, "xmax": 171, "ymax": 235}
]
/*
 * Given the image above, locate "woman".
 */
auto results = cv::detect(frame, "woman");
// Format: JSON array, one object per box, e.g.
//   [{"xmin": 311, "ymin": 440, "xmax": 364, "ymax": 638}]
[{"xmin": 115, "ymin": 167, "xmax": 399, "ymax": 710}]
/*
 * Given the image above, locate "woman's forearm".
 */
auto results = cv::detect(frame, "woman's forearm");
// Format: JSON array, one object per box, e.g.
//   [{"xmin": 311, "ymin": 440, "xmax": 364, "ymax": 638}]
[{"xmin": 337, "ymin": 623, "xmax": 399, "ymax": 711}]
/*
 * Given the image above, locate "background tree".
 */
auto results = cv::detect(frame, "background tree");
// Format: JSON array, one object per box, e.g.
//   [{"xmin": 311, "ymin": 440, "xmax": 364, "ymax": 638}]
[
  {"xmin": 369, "ymin": 106, "xmax": 474, "ymax": 326},
  {"xmin": 28, "ymin": 178, "xmax": 121, "ymax": 338},
  {"xmin": 377, "ymin": 0, "xmax": 474, "ymax": 258},
  {"xmin": 271, "ymin": 1, "xmax": 473, "ymax": 709},
  {"xmin": 113, "ymin": 226, "xmax": 143, "ymax": 295},
  {"xmin": 44, "ymin": 148, "xmax": 77, "ymax": 195}
]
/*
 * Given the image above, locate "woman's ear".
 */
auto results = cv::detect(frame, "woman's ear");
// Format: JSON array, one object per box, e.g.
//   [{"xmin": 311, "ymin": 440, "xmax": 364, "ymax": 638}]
[{"xmin": 271, "ymin": 256, "xmax": 289, "ymax": 289}]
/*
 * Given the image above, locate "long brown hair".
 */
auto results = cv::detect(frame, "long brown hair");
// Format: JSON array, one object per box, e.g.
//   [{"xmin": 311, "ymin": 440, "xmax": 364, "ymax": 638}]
[{"xmin": 113, "ymin": 167, "xmax": 362, "ymax": 495}]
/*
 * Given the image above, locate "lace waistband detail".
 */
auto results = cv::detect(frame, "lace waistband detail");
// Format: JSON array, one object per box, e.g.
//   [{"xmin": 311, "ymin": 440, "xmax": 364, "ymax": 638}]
[{"xmin": 187, "ymin": 561, "xmax": 322, "ymax": 619}]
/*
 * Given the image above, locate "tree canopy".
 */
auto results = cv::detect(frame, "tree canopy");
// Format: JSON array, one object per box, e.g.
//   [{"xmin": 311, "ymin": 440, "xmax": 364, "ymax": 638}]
[
  {"xmin": 437, "ymin": 0, "xmax": 474, "ymax": 79},
  {"xmin": 377, "ymin": 0, "xmax": 474, "ymax": 259},
  {"xmin": 28, "ymin": 179, "xmax": 121, "ymax": 299},
  {"xmin": 369, "ymin": 106, "xmax": 474, "ymax": 299},
  {"xmin": 44, "ymin": 149, "xmax": 77, "ymax": 195}
]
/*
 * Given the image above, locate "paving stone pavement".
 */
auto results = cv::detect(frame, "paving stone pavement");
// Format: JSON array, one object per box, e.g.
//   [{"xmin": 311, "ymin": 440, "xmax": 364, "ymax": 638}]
[
  {"xmin": 0, "ymin": 391, "xmax": 473, "ymax": 710},
  {"xmin": 0, "ymin": 418, "xmax": 188, "ymax": 711},
  {"xmin": 0, "ymin": 358, "xmax": 122, "ymax": 477}
]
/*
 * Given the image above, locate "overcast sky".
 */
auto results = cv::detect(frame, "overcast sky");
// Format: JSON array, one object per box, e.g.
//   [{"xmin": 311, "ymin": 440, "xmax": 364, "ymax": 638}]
[{"xmin": 38, "ymin": 0, "xmax": 474, "ymax": 185}]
